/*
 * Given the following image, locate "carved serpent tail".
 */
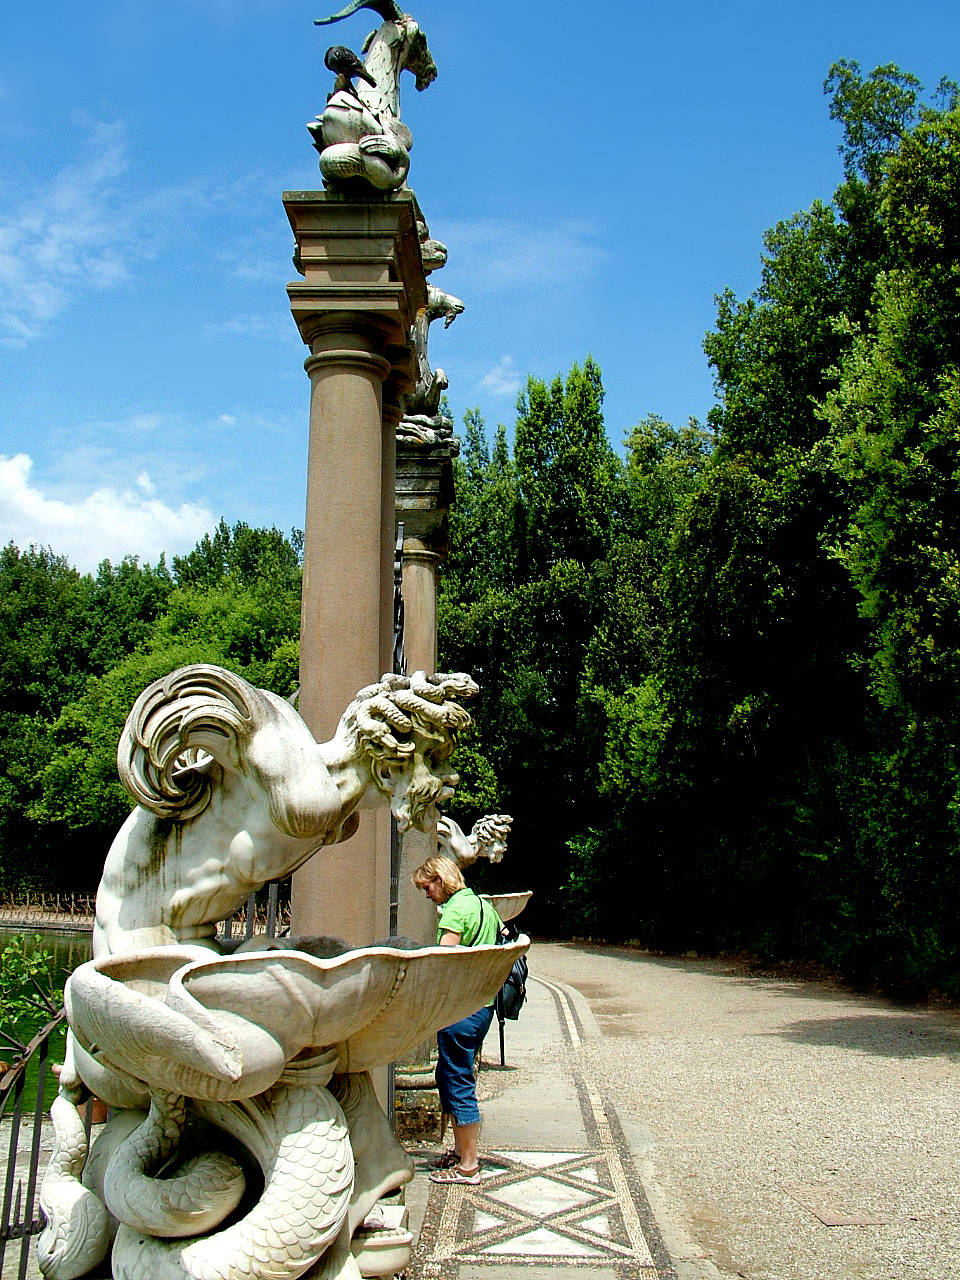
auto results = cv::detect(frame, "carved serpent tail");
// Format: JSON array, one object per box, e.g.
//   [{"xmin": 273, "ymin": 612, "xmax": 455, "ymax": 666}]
[
  {"xmin": 38, "ymin": 1082, "xmax": 112, "ymax": 1280},
  {"xmin": 315, "ymin": 0, "xmax": 404, "ymax": 26},
  {"xmin": 104, "ymin": 1092, "xmax": 246, "ymax": 1238},
  {"xmin": 111, "ymin": 1079, "xmax": 354, "ymax": 1280}
]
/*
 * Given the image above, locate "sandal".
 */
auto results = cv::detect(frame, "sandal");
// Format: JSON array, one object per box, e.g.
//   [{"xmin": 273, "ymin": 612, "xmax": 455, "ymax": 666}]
[
  {"xmin": 429, "ymin": 1164, "xmax": 480, "ymax": 1185},
  {"xmin": 430, "ymin": 1149, "xmax": 462, "ymax": 1170}
]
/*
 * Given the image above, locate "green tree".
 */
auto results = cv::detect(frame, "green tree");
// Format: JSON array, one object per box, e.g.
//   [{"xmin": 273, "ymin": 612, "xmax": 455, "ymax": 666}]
[
  {"xmin": 817, "ymin": 91, "xmax": 960, "ymax": 991},
  {"xmin": 82, "ymin": 556, "xmax": 174, "ymax": 673},
  {"xmin": 441, "ymin": 364, "xmax": 631, "ymax": 926},
  {"xmin": 0, "ymin": 546, "xmax": 94, "ymax": 889},
  {"xmin": 513, "ymin": 357, "xmax": 621, "ymax": 576},
  {"xmin": 565, "ymin": 62, "xmax": 960, "ymax": 990},
  {"xmin": 0, "ymin": 524, "xmax": 303, "ymax": 892},
  {"xmin": 172, "ymin": 519, "xmax": 301, "ymax": 591}
]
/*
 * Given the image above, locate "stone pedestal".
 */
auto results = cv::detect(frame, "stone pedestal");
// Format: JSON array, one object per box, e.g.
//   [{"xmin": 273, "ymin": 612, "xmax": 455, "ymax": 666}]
[{"xmin": 284, "ymin": 191, "xmax": 427, "ymax": 947}]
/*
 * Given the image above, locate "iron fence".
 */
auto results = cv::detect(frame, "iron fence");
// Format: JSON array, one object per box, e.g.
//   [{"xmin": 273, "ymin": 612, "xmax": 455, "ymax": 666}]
[
  {"xmin": 0, "ymin": 893, "xmax": 97, "ymax": 931},
  {"xmin": 0, "ymin": 884, "xmax": 289, "ymax": 1277},
  {"xmin": 217, "ymin": 882, "xmax": 287, "ymax": 945},
  {"xmin": 0, "ymin": 1009, "xmax": 69, "ymax": 1280}
]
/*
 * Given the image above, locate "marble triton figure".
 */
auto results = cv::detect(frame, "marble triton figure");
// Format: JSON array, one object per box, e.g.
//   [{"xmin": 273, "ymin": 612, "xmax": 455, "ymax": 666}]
[{"xmin": 38, "ymin": 664, "xmax": 528, "ymax": 1280}]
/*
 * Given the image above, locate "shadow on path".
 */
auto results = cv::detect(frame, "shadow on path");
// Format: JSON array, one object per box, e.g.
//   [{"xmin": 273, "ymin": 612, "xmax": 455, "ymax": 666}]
[{"xmin": 762, "ymin": 1011, "xmax": 960, "ymax": 1059}]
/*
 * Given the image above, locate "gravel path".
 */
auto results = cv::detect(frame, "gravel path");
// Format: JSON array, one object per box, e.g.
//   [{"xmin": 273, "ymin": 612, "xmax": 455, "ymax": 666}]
[{"xmin": 531, "ymin": 941, "xmax": 960, "ymax": 1280}]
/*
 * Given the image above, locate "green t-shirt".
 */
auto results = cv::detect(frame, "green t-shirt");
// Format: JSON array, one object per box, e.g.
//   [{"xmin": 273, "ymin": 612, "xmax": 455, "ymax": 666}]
[{"xmin": 437, "ymin": 888, "xmax": 502, "ymax": 948}]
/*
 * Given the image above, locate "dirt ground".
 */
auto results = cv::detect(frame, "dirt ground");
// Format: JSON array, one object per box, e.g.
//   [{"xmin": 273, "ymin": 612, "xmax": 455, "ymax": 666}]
[{"xmin": 532, "ymin": 940, "xmax": 960, "ymax": 1280}]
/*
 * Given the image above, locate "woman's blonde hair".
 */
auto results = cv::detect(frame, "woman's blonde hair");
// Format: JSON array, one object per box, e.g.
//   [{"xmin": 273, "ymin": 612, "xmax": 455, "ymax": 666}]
[{"xmin": 413, "ymin": 854, "xmax": 465, "ymax": 898}]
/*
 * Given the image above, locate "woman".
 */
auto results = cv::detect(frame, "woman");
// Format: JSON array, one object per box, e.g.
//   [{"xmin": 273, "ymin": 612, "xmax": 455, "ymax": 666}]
[{"xmin": 413, "ymin": 854, "xmax": 502, "ymax": 1185}]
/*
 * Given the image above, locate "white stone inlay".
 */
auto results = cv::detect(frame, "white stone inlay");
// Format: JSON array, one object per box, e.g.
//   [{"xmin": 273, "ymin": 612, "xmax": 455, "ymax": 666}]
[
  {"xmin": 579, "ymin": 1213, "xmax": 613, "ymax": 1239},
  {"xmin": 487, "ymin": 1175, "xmax": 596, "ymax": 1216},
  {"xmin": 474, "ymin": 1210, "xmax": 506, "ymax": 1233},
  {"xmin": 576, "ymin": 1166, "xmax": 601, "ymax": 1183},
  {"xmin": 493, "ymin": 1151, "xmax": 584, "ymax": 1169},
  {"xmin": 482, "ymin": 1228, "xmax": 605, "ymax": 1257}
]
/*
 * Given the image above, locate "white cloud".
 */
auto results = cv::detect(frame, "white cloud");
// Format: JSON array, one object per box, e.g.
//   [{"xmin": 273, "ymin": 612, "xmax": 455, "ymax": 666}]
[
  {"xmin": 204, "ymin": 313, "xmax": 289, "ymax": 341},
  {"xmin": 480, "ymin": 355, "xmax": 521, "ymax": 398},
  {"xmin": 0, "ymin": 118, "xmax": 288, "ymax": 346},
  {"xmin": 125, "ymin": 414, "xmax": 169, "ymax": 435},
  {"xmin": 0, "ymin": 120, "xmax": 130, "ymax": 345},
  {"xmin": 0, "ymin": 452, "xmax": 214, "ymax": 573},
  {"xmin": 433, "ymin": 216, "xmax": 608, "ymax": 297}
]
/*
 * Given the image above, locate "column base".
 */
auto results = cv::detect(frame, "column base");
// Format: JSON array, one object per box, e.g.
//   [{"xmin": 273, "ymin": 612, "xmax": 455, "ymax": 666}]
[{"xmin": 394, "ymin": 1058, "xmax": 443, "ymax": 1143}]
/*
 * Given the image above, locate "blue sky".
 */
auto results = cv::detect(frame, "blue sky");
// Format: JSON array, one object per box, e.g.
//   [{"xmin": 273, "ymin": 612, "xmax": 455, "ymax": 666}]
[{"xmin": 1, "ymin": 0, "xmax": 958, "ymax": 572}]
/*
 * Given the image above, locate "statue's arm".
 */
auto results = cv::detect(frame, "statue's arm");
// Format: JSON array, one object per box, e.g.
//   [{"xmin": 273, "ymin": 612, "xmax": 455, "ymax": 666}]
[{"xmin": 436, "ymin": 815, "xmax": 476, "ymax": 867}]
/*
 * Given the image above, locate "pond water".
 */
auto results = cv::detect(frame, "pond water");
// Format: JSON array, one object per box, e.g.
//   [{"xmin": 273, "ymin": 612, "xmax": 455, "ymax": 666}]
[
  {"xmin": 0, "ymin": 926, "xmax": 92, "ymax": 990},
  {"xmin": 1, "ymin": 928, "xmax": 92, "ymax": 1110}
]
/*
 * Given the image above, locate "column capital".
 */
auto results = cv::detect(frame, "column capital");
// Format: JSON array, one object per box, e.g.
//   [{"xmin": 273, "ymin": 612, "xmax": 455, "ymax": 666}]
[
  {"xmin": 304, "ymin": 346, "xmax": 393, "ymax": 382},
  {"xmin": 402, "ymin": 542, "xmax": 443, "ymax": 569},
  {"xmin": 284, "ymin": 190, "xmax": 426, "ymax": 372},
  {"xmin": 396, "ymin": 439, "xmax": 455, "ymax": 550}
]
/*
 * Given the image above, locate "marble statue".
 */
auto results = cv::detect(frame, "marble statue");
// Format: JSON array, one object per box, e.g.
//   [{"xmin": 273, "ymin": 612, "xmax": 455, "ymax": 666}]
[
  {"xmin": 417, "ymin": 219, "xmax": 447, "ymax": 275},
  {"xmin": 309, "ymin": 0, "xmax": 437, "ymax": 191},
  {"xmin": 438, "ymin": 813, "xmax": 514, "ymax": 868},
  {"xmin": 436, "ymin": 812, "xmax": 532, "ymax": 934},
  {"xmin": 39, "ymin": 665, "xmax": 528, "ymax": 1280},
  {"xmin": 437, "ymin": 813, "xmax": 531, "ymax": 926},
  {"xmin": 397, "ymin": 285, "xmax": 465, "ymax": 446}
]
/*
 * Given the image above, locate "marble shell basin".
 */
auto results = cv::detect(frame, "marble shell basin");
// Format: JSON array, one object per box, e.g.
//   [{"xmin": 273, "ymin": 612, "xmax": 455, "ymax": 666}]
[
  {"xmin": 483, "ymin": 891, "xmax": 532, "ymax": 923},
  {"xmin": 66, "ymin": 937, "xmax": 529, "ymax": 1103}
]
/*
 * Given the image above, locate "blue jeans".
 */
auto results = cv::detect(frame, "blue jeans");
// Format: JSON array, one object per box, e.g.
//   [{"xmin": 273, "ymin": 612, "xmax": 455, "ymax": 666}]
[{"xmin": 435, "ymin": 1005, "xmax": 494, "ymax": 1125}]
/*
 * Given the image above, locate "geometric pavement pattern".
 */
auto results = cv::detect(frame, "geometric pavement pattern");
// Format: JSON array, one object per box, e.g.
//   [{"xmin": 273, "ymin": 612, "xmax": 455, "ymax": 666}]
[
  {"xmin": 418, "ymin": 1147, "xmax": 665, "ymax": 1274},
  {"xmin": 414, "ymin": 977, "xmax": 677, "ymax": 1279}
]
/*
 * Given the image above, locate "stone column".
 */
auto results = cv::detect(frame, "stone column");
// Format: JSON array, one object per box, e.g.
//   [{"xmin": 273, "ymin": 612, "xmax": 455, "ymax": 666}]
[
  {"xmin": 394, "ymin": 439, "xmax": 457, "ymax": 945},
  {"xmin": 393, "ymin": 439, "xmax": 458, "ymax": 1139},
  {"xmin": 393, "ymin": 542, "xmax": 442, "ymax": 943},
  {"xmin": 284, "ymin": 191, "xmax": 426, "ymax": 945}
]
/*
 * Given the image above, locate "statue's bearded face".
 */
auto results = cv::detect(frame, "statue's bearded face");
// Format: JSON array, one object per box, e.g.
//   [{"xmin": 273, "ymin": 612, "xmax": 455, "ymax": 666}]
[{"xmin": 380, "ymin": 729, "xmax": 459, "ymax": 833}]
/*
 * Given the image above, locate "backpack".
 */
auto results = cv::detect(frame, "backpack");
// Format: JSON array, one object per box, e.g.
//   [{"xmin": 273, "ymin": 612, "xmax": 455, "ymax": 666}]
[
  {"xmin": 495, "ymin": 918, "xmax": 528, "ymax": 1021},
  {"xmin": 477, "ymin": 897, "xmax": 528, "ymax": 1020}
]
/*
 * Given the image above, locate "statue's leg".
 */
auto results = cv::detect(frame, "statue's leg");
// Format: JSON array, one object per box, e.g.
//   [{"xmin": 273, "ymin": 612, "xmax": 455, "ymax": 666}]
[
  {"xmin": 331, "ymin": 1072, "xmax": 415, "ymax": 1276},
  {"xmin": 332, "ymin": 1072, "xmax": 414, "ymax": 1234}
]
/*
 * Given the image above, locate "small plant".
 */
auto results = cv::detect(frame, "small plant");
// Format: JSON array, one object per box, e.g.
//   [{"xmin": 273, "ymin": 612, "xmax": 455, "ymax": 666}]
[{"xmin": 0, "ymin": 935, "xmax": 64, "ymax": 1059}]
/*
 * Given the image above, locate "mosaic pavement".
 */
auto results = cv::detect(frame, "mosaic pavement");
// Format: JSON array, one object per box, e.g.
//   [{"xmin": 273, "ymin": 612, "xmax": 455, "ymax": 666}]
[{"xmin": 412, "ymin": 977, "xmax": 677, "ymax": 1278}]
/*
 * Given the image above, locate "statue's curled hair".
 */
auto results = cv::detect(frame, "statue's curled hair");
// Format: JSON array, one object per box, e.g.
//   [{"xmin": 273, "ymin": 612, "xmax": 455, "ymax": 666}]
[
  {"xmin": 341, "ymin": 670, "xmax": 478, "ymax": 765},
  {"xmin": 118, "ymin": 665, "xmax": 267, "ymax": 820}
]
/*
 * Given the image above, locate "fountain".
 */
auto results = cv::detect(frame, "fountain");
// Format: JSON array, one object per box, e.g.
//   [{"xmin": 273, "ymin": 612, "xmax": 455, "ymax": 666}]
[{"xmin": 39, "ymin": 666, "xmax": 528, "ymax": 1280}]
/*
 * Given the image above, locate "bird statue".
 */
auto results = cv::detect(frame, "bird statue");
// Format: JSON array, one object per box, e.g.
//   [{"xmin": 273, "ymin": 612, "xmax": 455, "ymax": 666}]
[
  {"xmin": 315, "ymin": 0, "xmax": 404, "ymax": 25},
  {"xmin": 324, "ymin": 44, "xmax": 378, "ymax": 97}
]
